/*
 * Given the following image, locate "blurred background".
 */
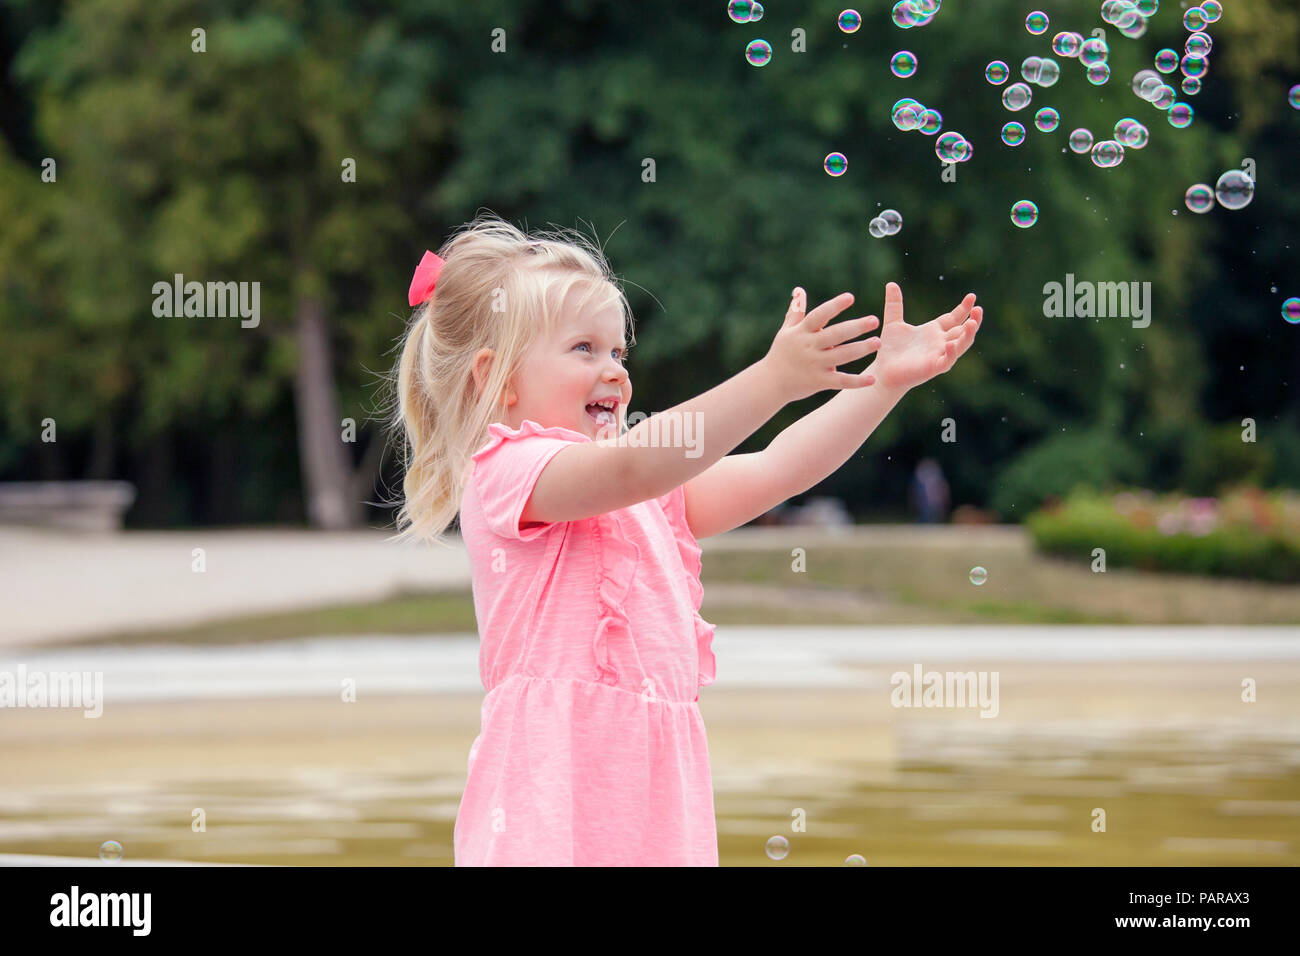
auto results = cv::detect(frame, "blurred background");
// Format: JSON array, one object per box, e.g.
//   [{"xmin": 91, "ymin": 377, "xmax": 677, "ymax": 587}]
[{"xmin": 0, "ymin": 0, "xmax": 1297, "ymax": 866}]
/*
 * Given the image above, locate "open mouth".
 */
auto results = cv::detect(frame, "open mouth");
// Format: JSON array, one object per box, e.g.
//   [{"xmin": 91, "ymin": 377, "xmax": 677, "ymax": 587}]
[{"xmin": 585, "ymin": 400, "xmax": 618, "ymax": 428}]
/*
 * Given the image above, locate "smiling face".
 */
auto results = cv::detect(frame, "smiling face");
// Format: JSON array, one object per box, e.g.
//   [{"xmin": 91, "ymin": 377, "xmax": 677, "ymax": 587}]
[{"xmin": 500, "ymin": 291, "xmax": 632, "ymax": 441}]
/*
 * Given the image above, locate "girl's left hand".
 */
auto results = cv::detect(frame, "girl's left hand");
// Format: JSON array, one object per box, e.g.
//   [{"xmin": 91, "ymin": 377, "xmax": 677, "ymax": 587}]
[{"xmin": 865, "ymin": 283, "xmax": 983, "ymax": 391}]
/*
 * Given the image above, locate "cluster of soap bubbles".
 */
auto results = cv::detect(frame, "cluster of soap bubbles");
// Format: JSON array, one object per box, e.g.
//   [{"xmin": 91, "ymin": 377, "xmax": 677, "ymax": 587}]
[
  {"xmin": 1099, "ymin": 0, "xmax": 1161, "ymax": 40},
  {"xmin": 1131, "ymin": 65, "xmax": 1195, "ymax": 127},
  {"xmin": 892, "ymin": 96, "xmax": 944, "ymax": 136},
  {"xmin": 889, "ymin": 0, "xmax": 942, "ymax": 29},
  {"xmin": 1091, "ymin": 139, "xmax": 1125, "ymax": 168},
  {"xmin": 1184, "ymin": 169, "xmax": 1255, "ymax": 213},
  {"xmin": 935, "ymin": 129, "xmax": 974, "ymax": 163},
  {"xmin": 727, "ymin": 0, "xmax": 764, "ymax": 23},
  {"xmin": 1020, "ymin": 55, "xmax": 1060, "ymax": 87},
  {"xmin": 869, "ymin": 208, "xmax": 903, "ymax": 238},
  {"xmin": 891, "ymin": 50, "xmax": 918, "ymax": 78},
  {"xmin": 1114, "ymin": 117, "xmax": 1150, "ymax": 149}
]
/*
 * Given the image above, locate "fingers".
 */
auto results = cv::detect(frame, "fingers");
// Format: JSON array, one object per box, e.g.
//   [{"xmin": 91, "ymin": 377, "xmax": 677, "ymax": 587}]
[
  {"xmin": 819, "ymin": 314, "xmax": 879, "ymax": 347},
  {"xmin": 938, "ymin": 293, "xmax": 977, "ymax": 331},
  {"xmin": 837, "ymin": 370, "xmax": 876, "ymax": 388},
  {"xmin": 784, "ymin": 287, "xmax": 806, "ymax": 328},
  {"xmin": 882, "ymin": 282, "xmax": 904, "ymax": 326},
  {"xmin": 831, "ymin": 336, "xmax": 882, "ymax": 364},
  {"xmin": 804, "ymin": 291, "xmax": 855, "ymax": 331}
]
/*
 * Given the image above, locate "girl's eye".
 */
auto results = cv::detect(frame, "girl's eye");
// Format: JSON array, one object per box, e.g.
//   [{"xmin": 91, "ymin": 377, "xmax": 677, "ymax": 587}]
[{"xmin": 575, "ymin": 342, "xmax": 627, "ymax": 363}]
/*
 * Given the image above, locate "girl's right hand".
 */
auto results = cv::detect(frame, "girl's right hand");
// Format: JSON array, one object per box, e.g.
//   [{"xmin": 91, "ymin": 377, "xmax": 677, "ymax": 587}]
[{"xmin": 762, "ymin": 287, "xmax": 882, "ymax": 402}]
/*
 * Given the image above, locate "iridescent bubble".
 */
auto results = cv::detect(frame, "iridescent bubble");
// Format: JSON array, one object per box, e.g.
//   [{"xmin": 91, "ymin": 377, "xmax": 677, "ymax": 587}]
[
  {"xmin": 1151, "ymin": 84, "xmax": 1177, "ymax": 110},
  {"xmin": 953, "ymin": 137, "xmax": 972, "ymax": 162},
  {"xmin": 1215, "ymin": 169, "xmax": 1255, "ymax": 210},
  {"xmin": 750, "ymin": 2, "xmax": 765, "ymax": 22},
  {"xmin": 838, "ymin": 8, "xmax": 862, "ymax": 33},
  {"xmin": 891, "ymin": 50, "xmax": 918, "ymax": 77},
  {"xmin": 99, "ymin": 840, "xmax": 123, "ymax": 863},
  {"xmin": 1091, "ymin": 140, "xmax": 1125, "ymax": 168},
  {"xmin": 935, "ymin": 131, "xmax": 964, "ymax": 162},
  {"xmin": 894, "ymin": 104, "xmax": 923, "ymax": 130},
  {"xmin": 1086, "ymin": 63, "xmax": 1111, "ymax": 86},
  {"xmin": 1036, "ymin": 58, "xmax": 1060, "ymax": 87},
  {"xmin": 1184, "ymin": 183, "xmax": 1214, "ymax": 213},
  {"xmin": 1136, "ymin": 0, "xmax": 1160, "ymax": 15},
  {"xmin": 1001, "ymin": 121, "xmax": 1026, "ymax": 146},
  {"xmin": 1182, "ymin": 76, "xmax": 1201, "ymax": 95},
  {"xmin": 1185, "ymin": 33, "xmax": 1211, "ymax": 56},
  {"xmin": 919, "ymin": 108, "xmax": 943, "ymax": 134},
  {"xmin": 1052, "ymin": 32, "xmax": 1083, "ymax": 58},
  {"xmin": 745, "ymin": 39, "xmax": 772, "ymax": 67},
  {"xmin": 1068, "ymin": 127, "xmax": 1094, "ymax": 153},
  {"xmin": 1290, "ymin": 85, "xmax": 1300, "ymax": 110},
  {"xmin": 1119, "ymin": 15, "xmax": 1147, "ymax": 38},
  {"xmin": 1282, "ymin": 297, "xmax": 1300, "ymax": 324},
  {"xmin": 727, "ymin": 1, "xmax": 754, "ymax": 24},
  {"xmin": 1138, "ymin": 77, "xmax": 1163, "ymax": 101},
  {"xmin": 869, "ymin": 217, "xmax": 887, "ymax": 238},
  {"xmin": 969, "ymin": 564, "xmax": 991, "ymax": 584},
  {"xmin": 824, "ymin": 152, "xmax": 848, "ymax": 176},
  {"xmin": 1201, "ymin": 0, "xmax": 1222, "ymax": 22},
  {"xmin": 891, "ymin": 0, "xmax": 920, "ymax": 28},
  {"xmin": 892, "ymin": 96, "xmax": 922, "ymax": 115},
  {"xmin": 1002, "ymin": 82, "xmax": 1032, "ymax": 111},
  {"xmin": 986, "ymin": 60, "xmax": 1009, "ymax": 85},
  {"xmin": 1184, "ymin": 6, "xmax": 1207, "ymax": 32},
  {"xmin": 1125, "ymin": 120, "xmax": 1149, "ymax": 148},
  {"xmin": 1100, "ymin": 0, "xmax": 1129, "ymax": 24},
  {"xmin": 1026, "ymin": 11, "xmax": 1049, "ymax": 35},
  {"xmin": 1080, "ymin": 38, "xmax": 1109, "ymax": 66},
  {"xmin": 1021, "ymin": 56, "xmax": 1042, "ymax": 83},
  {"xmin": 1154, "ymin": 49, "xmax": 1179, "ymax": 73},
  {"xmin": 844, "ymin": 854, "xmax": 869, "ymax": 866},
  {"xmin": 1133, "ymin": 69, "xmax": 1161, "ymax": 98},
  {"xmin": 915, "ymin": 0, "xmax": 940, "ymax": 12},
  {"xmin": 1181, "ymin": 54, "xmax": 1208, "ymax": 79},
  {"xmin": 1168, "ymin": 102, "xmax": 1194, "ymax": 128},
  {"xmin": 1034, "ymin": 107, "xmax": 1060, "ymax": 132},
  {"xmin": 881, "ymin": 209, "xmax": 903, "ymax": 235},
  {"xmin": 766, "ymin": 835, "xmax": 790, "ymax": 860}
]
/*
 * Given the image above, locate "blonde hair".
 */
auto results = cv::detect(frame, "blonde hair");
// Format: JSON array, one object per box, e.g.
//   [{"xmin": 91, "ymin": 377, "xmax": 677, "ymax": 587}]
[{"xmin": 385, "ymin": 210, "xmax": 635, "ymax": 547}]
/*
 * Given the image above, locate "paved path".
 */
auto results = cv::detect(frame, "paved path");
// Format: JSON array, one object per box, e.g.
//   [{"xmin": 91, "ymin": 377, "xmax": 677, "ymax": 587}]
[{"xmin": 0, "ymin": 525, "xmax": 1023, "ymax": 649}]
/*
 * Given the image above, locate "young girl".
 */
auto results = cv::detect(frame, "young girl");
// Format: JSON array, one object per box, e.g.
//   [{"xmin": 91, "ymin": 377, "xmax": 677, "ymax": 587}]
[{"xmin": 390, "ymin": 212, "xmax": 982, "ymax": 866}]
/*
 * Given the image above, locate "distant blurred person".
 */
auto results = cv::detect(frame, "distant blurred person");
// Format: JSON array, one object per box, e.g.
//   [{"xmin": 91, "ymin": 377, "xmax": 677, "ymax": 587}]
[{"xmin": 910, "ymin": 458, "xmax": 950, "ymax": 523}]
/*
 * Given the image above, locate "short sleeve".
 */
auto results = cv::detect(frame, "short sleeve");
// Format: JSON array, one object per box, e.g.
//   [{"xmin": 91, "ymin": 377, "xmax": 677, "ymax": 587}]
[{"xmin": 469, "ymin": 419, "xmax": 591, "ymax": 541}]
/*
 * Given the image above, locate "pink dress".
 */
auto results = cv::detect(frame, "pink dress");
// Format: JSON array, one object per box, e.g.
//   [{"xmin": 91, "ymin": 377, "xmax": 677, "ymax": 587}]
[{"xmin": 453, "ymin": 418, "xmax": 719, "ymax": 866}]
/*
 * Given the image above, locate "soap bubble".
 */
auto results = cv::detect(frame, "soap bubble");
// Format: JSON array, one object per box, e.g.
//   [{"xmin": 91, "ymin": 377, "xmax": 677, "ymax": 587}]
[
  {"xmin": 891, "ymin": 50, "xmax": 918, "ymax": 77},
  {"xmin": 1167, "ymin": 103, "xmax": 1194, "ymax": 128},
  {"xmin": 1151, "ymin": 84, "xmax": 1177, "ymax": 110},
  {"xmin": 749, "ymin": 1, "xmax": 765, "ymax": 22},
  {"xmin": 1100, "ymin": 0, "xmax": 1126, "ymax": 24},
  {"xmin": 1115, "ymin": 118, "xmax": 1148, "ymax": 148},
  {"xmin": 1034, "ymin": 107, "xmax": 1060, "ymax": 132},
  {"xmin": 844, "ymin": 854, "xmax": 869, "ymax": 866},
  {"xmin": 1036, "ymin": 58, "xmax": 1060, "ymax": 87},
  {"xmin": 1215, "ymin": 169, "xmax": 1255, "ymax": 210},
  {"xmin": 1154, "ymin": 49, "xmax": 1179, "ymax": 73},
  {"xmin": 1201, "ymin": 0, "xmax": 1222, "ymax": 22},
  {"xmin": 868, "ymin": 217, "xmax": 887, "ymax": 238},
  {"xmin": 766, "ymin": 835, "xmax": 790, "ymax": 860},
  {"xmin": 1283, "ymin": 298, "xmax": 1300, "ymax": 324},
  {"xmin": 1119, "ymin": 15, "xmax": 1147, "ymax": 38},
  {"xmin": 1181, "ymin": 54, "xmax": 1208, "ymax": 79},
  {"xmin": 891, "ymin": 1, "xmax": 920, "ymax": 28},
  {"xmin": 1001, "ymin": 121, "xmax": 1026, "ymax": 146},
  {"xmin": 919, "ymin": 108, "xmax": 943, "ymax": 134},
  {"xmin": 1133, "ymin": 69, "xmax": 1161, "ymax": 98},
  {"xmin": 881, "ymin": 209, "xmax": 903, "ymax": 235},
  {"xmin": 1182, "ymin": 76, "xmax": 1201, "ymax": 95},
  {"xmin": 1080, "ymin": 38, "xmax": 1109, "ymax": 66},
  {"xmin": 1052, "ymin": 32, "xmax": 1083, "ymax": 57},
  {"xmin": 1021, "ymin": 56, "xmax": 1042, "ymax": 83},
  {"xmin": 1002, "ymin": 82, "xmax": 1032, "ymax": 111},
  {"xmin": 969, "ymin": 565, "xmax": 991, "ymax": 584},
  {"xmin": 1086, "ymin": 63, "xmax": 1111, "ymax": 85},
  {"xmin": 1136, "ymin": 0, "xmax": 1159, "ymax": 15},
  {"xmin": 99, "ymin": 840, "xmax": 123, "ymax": 863},
  {"xmin": 824, "ymin": 152, "xmax": 848, "ymax": 176},
  {"xmin": 745, "ymin": 40, "xmax": 772, "ymax": 67},
  {"xmin": 894, "ymin": 104, "xmax": 923, "ymax": 130},
  {"xmin": 1091, "ymin": 140, "xmax": 1125, "ymax": 168},
  {"xmin": 1068, "ymin": 128, "xmax": 1094, "ymax": 153},
  {"xmin": 935, "ymin": 131, "xmax": 965, "ymax": 162},
  {"xmin": 838, "ymin": 8, "xmax": 862, "ymax": 32},
  {"xmin": 1184, "ymin": 183, "xmax": 1215, "ymax": 213},
  {"xmin": 1185, "ymin": 33, "xmax": 1211, "ymax": 56},
  {"xmin": 1290, "ymin": 85, "xmax": 1300, "ymax": 110},
  {"xmin": 1026, "ymin": 11, "xmax": 1049, "ymax": 34},
  {"xmin": 728, "ymin": 1, "xmax": 752, "ymax": 23},
  {"xmin": 1184, "ymin": 6, "xmax": 1207, "ymax": 32},
  {"xmin": 986, "ymin": 60, "xmax": 1009, "ymax": 85},
  {"xmin": 956, "ymin": 138, "xmax": 973, "ymax": 162}
]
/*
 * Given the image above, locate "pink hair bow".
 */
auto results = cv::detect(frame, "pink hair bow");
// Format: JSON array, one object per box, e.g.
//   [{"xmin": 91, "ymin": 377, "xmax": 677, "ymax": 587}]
[{"xmin": 408, "ymin": 250, "xmax": 445, "ymax": 307}]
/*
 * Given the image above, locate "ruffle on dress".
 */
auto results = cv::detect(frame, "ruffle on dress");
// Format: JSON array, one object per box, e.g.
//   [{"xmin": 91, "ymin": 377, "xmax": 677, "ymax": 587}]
[{"xmin": 659, "ymin": 485, "xmax": 718, "ymax": 692}]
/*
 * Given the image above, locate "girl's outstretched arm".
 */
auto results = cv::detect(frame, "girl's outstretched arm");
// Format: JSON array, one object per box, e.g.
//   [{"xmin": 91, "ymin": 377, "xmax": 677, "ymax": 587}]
[{"xmin": 684, "ymin": 283, "xmax": 981, "ymax": 539}]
